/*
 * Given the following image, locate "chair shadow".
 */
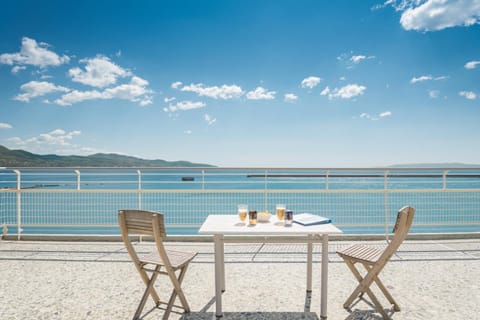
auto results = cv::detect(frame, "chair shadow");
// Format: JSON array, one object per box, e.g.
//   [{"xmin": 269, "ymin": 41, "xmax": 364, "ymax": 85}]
[
  {"xmin": 344, "ymin": 309, "xmax": 388, "ymax": 320},
  {"xmin": 180, "ymin": 312, "xmax": 320, "ymax": 320}
]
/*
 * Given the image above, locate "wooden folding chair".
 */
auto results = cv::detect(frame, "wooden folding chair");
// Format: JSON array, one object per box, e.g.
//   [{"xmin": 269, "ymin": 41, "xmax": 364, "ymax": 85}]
[
  {"xmin": 118, "ymin": 209, "xmax": 197, "ymax": 320},
  {"xmin": 336, "ymin": 206, "xmax": 415, "ymax": 319}
]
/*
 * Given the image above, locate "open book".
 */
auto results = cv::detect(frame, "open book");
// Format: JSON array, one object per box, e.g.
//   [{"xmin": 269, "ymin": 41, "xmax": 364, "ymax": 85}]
[{"xmin": 293, "ymin": 213, "xmax": 332, "ymax": 226}]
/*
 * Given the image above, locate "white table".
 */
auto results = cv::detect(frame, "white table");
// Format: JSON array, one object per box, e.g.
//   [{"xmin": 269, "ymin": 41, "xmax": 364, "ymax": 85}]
[{"xmin": 198, "ymin": 215, "xmax": 342, "ymax": 319}]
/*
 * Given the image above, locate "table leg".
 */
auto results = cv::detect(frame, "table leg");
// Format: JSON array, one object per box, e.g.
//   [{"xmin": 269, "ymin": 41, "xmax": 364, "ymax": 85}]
[
  {"xmin": 214, "ymin": 235, "xmax": 224, "ymax": 317},
  {"xmin": 320, "ymin": 234, "xmax": 328, "ymax": 319},
  {"xmin": 307, "ymin": 235, "xmax": 313, "ymax": 292}
]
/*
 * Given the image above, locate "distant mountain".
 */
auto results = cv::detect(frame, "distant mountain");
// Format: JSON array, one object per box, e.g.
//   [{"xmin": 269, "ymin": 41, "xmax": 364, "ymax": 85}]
[
  {"xmin": 389, "ymin": 163, "xmax": 480, "ymax": 168},
  {"xmin": 0, "ymin": 145, "xmax": 214, "ymax": 167}
]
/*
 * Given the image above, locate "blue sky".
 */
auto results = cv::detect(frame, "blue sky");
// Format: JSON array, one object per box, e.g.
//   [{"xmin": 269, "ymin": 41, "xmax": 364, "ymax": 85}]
[{"xmin": 0, "ymin": 0, "xmax": 479, "ymax": 167}]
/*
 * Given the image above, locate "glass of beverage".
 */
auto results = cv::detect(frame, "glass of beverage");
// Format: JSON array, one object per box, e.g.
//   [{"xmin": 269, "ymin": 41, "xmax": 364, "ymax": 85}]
[
  {"xmin": 249, "ymin": 210, "xmax": 257, "ymax": 226},
  {"xmin": 238, "ymin": 204, "xmax": 248, "ymax": 222},
  {"xmin": 276, "ymin": 204, "xmax": 286, "ymax": 221},
  {"xmin": 285, "ymin": 209, "xmax": 293, "ymax": 226}
]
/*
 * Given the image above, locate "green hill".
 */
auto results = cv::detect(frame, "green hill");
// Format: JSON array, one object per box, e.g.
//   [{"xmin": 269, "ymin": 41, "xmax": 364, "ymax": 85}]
[{"xmin": 0, "ymin": 145, "xmax": 214, "ymax": 167}]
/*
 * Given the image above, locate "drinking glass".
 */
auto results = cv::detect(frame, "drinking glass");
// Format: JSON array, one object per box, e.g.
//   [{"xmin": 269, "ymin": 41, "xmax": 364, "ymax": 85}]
[
  {"xmin": 238, "ymin": 204, "xmax": 248, "ymax": 222},
  {"xmin": 249, "ymin": 210, "xmax": 257, "ymax": 225},
  {"xmin": 276, "ymin": 204, "xmax": 286, "ymax": 221},
  {"xmin": 285, "ymin": 210, "xmax": 293, "ymax": 226}
]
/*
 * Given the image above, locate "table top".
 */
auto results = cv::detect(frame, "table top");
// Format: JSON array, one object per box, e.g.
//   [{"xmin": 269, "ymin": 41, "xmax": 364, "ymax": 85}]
[{"xmin": 198, "ymin": 214, "xmax": 343, "ymax": 235}]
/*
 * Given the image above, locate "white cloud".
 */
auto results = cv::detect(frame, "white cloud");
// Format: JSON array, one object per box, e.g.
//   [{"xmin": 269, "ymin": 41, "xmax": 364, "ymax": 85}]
[
  {"xmin": 171, "ymin": 81, "xmax": 183, "ymax": 89},
  {"xmin": 301, "ymin": 76, "xmax": 321, "ymax": 89},
  {"xmin": 395, "ymin": 0, "xmax": 480, "ymax": 31},
  {"xmin": 54, "ymin": 90, "xmax": 104, "ymax": 106},
  {"xmin": 410, "ymin": 75, "xmax": 448, "ymax": 83},
  {"xmin": 164, "ymin": 97, "xmax": 176, "ymax": 103},
  {"xmin": 204, "ymin": 114, "xmax": 217, "ymax": 125},
  {"xmin": 246, "ymin": 87, "xmax": 276, "ymax": 100},
  {"xmin": 320, "ymin": 86, "xmax": 330, "ymax": 96},
  {"xmin": 329, "ymin": 84, "xmax": 367, "ymax": 99},
  {"xmin": 0, "ymin": 122, "xmax": 13, "ymax": 129},
  {"xmin": 166, "ymin": 100, "xmax": 206, "ymax": 112},
  {"xmin": 459, "ymin": 91, "xmax": 477, "ymax": 100},
  {"xmin": 180, "ymin": 83, "xmax": 243, "ymax": 99},
  {"xmin": 54, "ymin": 76, "xmax": 153, "ymax": 106},
  {"xmin": 184, "ymin": 130, "xmax": 192, "ymax": 135},
  {"xmin": 11, "ymin": 66, "xmax": 26, "ymax": 74},
  {"xmin": 14, "ymin": 81, "xmax": 70, "ymax": 102},
  {"xmin": 350, "ymin": 55, "xmax": 375, "ymax": 64},
  {"xmin": 68, "ymin": 55, "xmax": 130, "ymax": 88},
  {"xmin": 0, "ymin": 37, "xmax": 70, "ymax": 68},
  {"xmin": 8, "ymin": 129, "xmax": 80, "ymax": 147},
  {"xmin": 358, "ymin": 111, "xmax": 392, "ymax": 121},
  {"xmin": 284, "ymin": 93, "xmax": 298, "ymax": 102},
  {"xmin": 465, "ymin": 60, "xmax": 480, "ymax": 69},
  {"xmin": 429, "ymin": 90, "xmax": 440, "ymax": 98}
]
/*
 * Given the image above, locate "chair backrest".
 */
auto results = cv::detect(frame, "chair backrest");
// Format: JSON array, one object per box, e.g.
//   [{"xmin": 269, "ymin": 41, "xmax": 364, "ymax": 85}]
[
  {"xmin": 378, "ymin": 206, "xmax": 415, "ymax": 265},
  {"xmin": 118, "ymin": 209, "xmax": 166, "ymax": 237},
  {"xmin": 118, "ymin": 209, "xmax": 168, "ymax": 267}
]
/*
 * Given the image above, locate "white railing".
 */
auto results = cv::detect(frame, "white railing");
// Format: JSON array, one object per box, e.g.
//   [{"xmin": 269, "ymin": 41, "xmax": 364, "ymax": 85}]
[{"xmin": 1, "ymin": 167, "xmax": 480, "ymax": 239}]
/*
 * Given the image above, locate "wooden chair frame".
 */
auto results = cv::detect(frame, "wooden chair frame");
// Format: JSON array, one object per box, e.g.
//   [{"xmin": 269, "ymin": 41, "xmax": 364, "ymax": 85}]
[
  {"xmin": 337, "ymin": 206, "xmax": 415, "ymax": 319},
  {"xmin": 118, "ymin": 209, "xmax": 197, "ymax": 320}
]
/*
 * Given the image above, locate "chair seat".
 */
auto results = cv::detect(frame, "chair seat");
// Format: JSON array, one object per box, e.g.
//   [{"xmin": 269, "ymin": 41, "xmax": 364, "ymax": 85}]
[
  {"xmin": 337, "ymin": 244, "xmax": 383, "ymax": 264},
  {"xmin": 140, "ymin": 249, "xmax": 197, "ymax": 269}
]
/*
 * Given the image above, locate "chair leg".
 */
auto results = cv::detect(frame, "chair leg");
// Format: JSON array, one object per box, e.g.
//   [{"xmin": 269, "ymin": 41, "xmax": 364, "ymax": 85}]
[
  {"xmin": 362, "ymin": 264, "xmax": 400, "ymax": 312},
  {"xmin": 162, "ymin": 265, "xmax": 190, "ymax": 320},
  {"xmin": 136, "ymin": 265, "xmax": 162, "ymax": 305},
  {"xmin": 343, "ymin": 259, "xmax": 389, "ymax": 319},
  {"xmin": 133, "ymin": 265, "xmax": 161, "ymax": 320}
]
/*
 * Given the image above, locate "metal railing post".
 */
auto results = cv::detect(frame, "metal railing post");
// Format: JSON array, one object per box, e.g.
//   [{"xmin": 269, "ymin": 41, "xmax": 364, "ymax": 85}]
[
  {"xmin": 442, "ymin": 170, "xmax": 448, "ymax": 190},
  {"xmin": 14, "ymin": 170, "xmax": 21, "ymax": 240},
  {"xmin": 384, "ymin": 170, "xmax": 389, "ymax": 241},
  {"xmin": 137, "ymin": 170, "xmax": 142, "ymax": 209},
  {"xmin": 325, "ymin": 170, "xmax": 330, "ymax": 190},
  {"xmin": 202, "ymin": 170, "xmax": 205, "ymax": 190},
  {"xmin": 75, "ymin": 170, "xmax": 81, "ymax": 190}
]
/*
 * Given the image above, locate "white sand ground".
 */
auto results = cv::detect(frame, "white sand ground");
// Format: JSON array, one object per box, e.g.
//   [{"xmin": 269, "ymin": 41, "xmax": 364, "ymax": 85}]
[{"xmin": 0, "ymin": 239, "xmax": 479, "ymax": 320}]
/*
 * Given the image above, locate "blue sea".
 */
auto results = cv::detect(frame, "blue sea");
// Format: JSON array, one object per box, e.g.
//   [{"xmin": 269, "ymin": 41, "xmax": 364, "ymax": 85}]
[{"xmin": 1, "ymin": 168, "xmax": 480, "ymax": 235}]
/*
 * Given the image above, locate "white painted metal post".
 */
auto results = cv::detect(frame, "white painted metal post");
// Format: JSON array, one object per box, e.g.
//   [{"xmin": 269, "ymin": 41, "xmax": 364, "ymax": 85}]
[
  {"xmin": 307, "ymin": 235, "xmax": 313, "ymax": 292},
  {"xmin": 320, "ymin": 234, "xmax": 329, "ymax": 319},
  {"xmin": 325, "ymin": 170, "xmax": 329, "ymax": 190},
  {"xmin": 202, "ymin": 170, "xmax": 205, "ymax": 190},
  {"xmin": 442, "ymin": 170, "xmax": 448, "ymax": 190},
  {"xmin": 384, "ymin": 170, "xmax": 390, "ymax": 240},
  {"xmin": 137, "ymin": 170, "xmax": 142, "ymax": 209},
  {"xmin": 14, "ymin": 170, "xmax": 21, "ymax": 240},
  {"xmin": 214, "ymin": 234, "xmax": 224, "ymax": 317},
  {"xmin": 74, "ymin": 170, "xmax": 80, "ymax": 190}
]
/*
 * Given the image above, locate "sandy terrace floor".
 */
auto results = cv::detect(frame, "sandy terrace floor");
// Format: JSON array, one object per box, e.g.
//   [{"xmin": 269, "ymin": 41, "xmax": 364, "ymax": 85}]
[{"xmin": 0, "ymin": 238, "xmax": 479, "ymax": 320}]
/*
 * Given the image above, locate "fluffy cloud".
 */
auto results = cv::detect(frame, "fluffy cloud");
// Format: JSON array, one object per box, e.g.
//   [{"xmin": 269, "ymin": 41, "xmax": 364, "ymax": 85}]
[
  {"xmin": 164, "ymin": 97, "xmax": 176, "ymax": 103},
  {"xmin": 246, "ymin": 87, "xmax": 276, "ymax": 100},
  {"xmin": 0, "ymin": 37, "xmax": 70, "ymax": 68},
  {"xmin": 11, "ymin": 66, "xmax": 26, "ymax": 74},
  {"xmin": 54, "ymin": 76, "xmax": 152, "ymax": 106},
  {"xmin": 8, "ymin": 129, "xmax": 80, "ymax": 147},
  {"xmin": 329, "ymin": 84, "xmax": 366, "ymax": 99},
  {"xmin": 0, "ymin": 122, "xmax": 13, "ymax": 129},
  {"xmin": 284, "ymin": 93, "xmax": 298, "ymax": 102},
  {"xmin": 465, "ymin": 60, "xmax": 480, "ymax": 69},
  {"xmin": 350, "ymin": 55, "xmax": 375, "ymax": 64},
  {"xmin": 320, "ymin": 86, "xmax": 330, "ymax": 96},
  {"xmin": 54, "ymin": 90, "xmax": 104, "ymax": 106},
  {"xmin": 14, "ymin": 81, "xmax": 70, "ymax": 102},
  {"xmin": 459, "ymin": 91, "xmax": 477, "ymax": 100},
  {"xmin": 410, "ymin": 75, "xmax": 448, "ymax": 83},
  {"xmin": 359, "ymin": 111, "xmax": 392, "ymax": 121},
  {"xmin": 171, "ymin": 81, "xmax": 183, "ymax": 89},
  {"xmin": 165, "ymin": 100, "xmax": 206, "ymax": 112},
  {"xmin": 301, "ymin": 76, "xmax": 321, "ymax": 89},
  {"xmin": 68, "ymin": 55, "xmax": 131, "ymax": 88},
  {"xmin": 391, "ymin": 0, "xmax": 480, "ymax": 31},
  {"xmin": 180, "ymin": 83, "xmax": 243, "ymax": 99},
  {"xmin": 204, "ymin": 114, "xmax": 217, "ymax": 125},
  {"xmin": 429, "ymin": 90, "xmax": 440, "ymax": 98}
]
